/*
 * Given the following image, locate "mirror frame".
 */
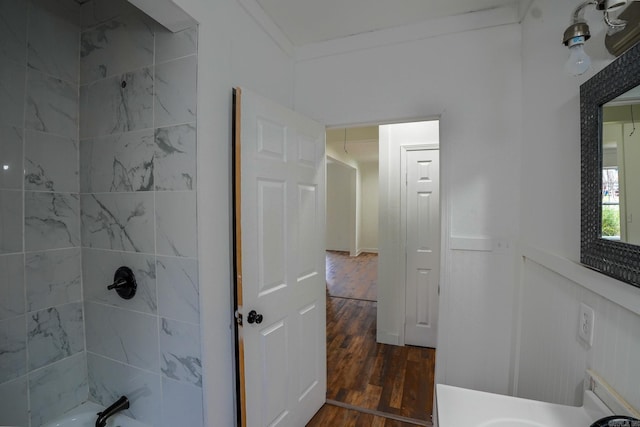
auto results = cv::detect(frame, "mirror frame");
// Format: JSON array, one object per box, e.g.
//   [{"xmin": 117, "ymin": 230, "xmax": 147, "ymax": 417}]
[{"xmin": 581, "ymin": 41, "xmax": 640, "ymax": 288}]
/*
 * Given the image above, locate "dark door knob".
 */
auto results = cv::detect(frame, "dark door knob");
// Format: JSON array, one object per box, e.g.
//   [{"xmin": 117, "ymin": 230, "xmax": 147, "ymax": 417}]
[{"xmin": 247, "ymin": 310, "xmax": 263, "ymax": 324}]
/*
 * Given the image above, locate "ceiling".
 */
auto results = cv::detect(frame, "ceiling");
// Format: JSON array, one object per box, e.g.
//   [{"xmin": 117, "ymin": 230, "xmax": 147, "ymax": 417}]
[
  {"xmin": 326, "ymin": 127, "xmax": 379, "ymax": 164},
  {"xmin": 253, "ymin": 0, "xmax": 524, "ymax": 46}
]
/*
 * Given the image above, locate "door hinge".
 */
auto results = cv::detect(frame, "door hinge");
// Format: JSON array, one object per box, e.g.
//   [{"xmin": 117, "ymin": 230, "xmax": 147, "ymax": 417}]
[{"xmin": 235, "ymin": 310, "xmax": 243, "ymax": 326}]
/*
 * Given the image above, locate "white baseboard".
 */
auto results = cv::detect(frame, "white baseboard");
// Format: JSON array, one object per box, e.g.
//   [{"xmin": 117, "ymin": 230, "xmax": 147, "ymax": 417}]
[
  {"xmin": 325, "ymin": 247, "xmax": 349, "ymax": 253},
  {"xmin": 358, "ymin": 248, "xmax": 379, "ymax": 254},
  {"xmin": 377, "ymin": 331, "xmax": 400, "ymax": 346}
]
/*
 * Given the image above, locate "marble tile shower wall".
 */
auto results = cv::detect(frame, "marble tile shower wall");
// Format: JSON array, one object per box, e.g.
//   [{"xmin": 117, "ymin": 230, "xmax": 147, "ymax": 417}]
[
  {"xmin": 79, "ymin": 1, "xmax": 202, "ymax": 427},
  {"xmin": 1, "ymin": 0, "xmax": 85, "ymax": 425},
  {"xmin": 0, "ymin": 0, "xmax": 202, "ymax": 425}
]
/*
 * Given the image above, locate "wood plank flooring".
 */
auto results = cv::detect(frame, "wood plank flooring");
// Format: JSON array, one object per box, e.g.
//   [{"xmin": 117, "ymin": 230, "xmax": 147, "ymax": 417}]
[
  {"xmin": 325, "ymin": 297, "xmax": 435, "ymax": 421},
  {"xmin": 307, "ymin": 403, "xmax": 424, "ymax": 427},
  {"xmin": 310, "ymin": 251, "xmax": 436, "ymax": 426},
  {"xmin": 326, "ymin": 251, "xmax": 378, "ymax": 301}
]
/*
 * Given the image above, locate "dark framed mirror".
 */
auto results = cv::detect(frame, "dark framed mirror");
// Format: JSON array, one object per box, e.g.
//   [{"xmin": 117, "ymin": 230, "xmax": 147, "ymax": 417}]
[{"xmin": 581, "ymin": 41, "xmax": 640, "ymax": 288}]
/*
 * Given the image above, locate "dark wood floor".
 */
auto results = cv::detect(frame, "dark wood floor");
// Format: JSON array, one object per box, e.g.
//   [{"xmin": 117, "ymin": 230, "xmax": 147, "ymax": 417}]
[
  {"xmin": 307, "ymin": 403, "xmax": 424, "ymax": 427},
  {"xmin": 308, "ymin": 252, "xmax": 435, "ymax": 426},
  {"xmin": 326, "ymin": 251, "xmax": 378, "ymax": 301}
]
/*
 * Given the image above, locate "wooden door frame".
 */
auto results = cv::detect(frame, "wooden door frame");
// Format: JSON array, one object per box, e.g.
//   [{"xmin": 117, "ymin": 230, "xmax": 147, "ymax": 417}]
[{"xmin": 232, "ymin": 88, "xmax": 247, "ymax": 427}]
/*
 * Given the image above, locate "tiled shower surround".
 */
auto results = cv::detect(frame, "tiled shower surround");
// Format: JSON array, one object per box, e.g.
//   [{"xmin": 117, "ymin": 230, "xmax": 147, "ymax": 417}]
[{"xmin": 0, "ymin": 0, "xmax": 202, "ymax": 425}]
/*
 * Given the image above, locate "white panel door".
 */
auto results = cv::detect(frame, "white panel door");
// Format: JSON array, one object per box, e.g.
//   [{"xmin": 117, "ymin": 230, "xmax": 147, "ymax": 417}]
[
  {"xmin": 233, "ymin": 88, "xmax": 326, "ymax": 427},
  {"xmin": 404, "ymin": 149, "xmax": 440, "ymax": 348}
]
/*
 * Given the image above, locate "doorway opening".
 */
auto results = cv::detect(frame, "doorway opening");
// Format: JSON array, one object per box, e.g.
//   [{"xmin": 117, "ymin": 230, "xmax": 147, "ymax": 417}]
[{"xmin": 315, "ymin": 121, "xmax": 440, "ymax": 426}]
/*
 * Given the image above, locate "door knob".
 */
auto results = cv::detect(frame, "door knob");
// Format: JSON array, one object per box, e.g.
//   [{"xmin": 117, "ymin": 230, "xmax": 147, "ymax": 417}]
[{"xmin": 247, "ymin": 310, "xmax": 263, "ymax": 324}]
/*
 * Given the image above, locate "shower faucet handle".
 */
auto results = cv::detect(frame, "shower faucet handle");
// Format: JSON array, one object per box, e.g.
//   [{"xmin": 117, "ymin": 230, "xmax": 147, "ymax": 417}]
[
  {"xmin": 107, "ymin": 266, "xmax": 137, "ymax": 300},
  {"xmin": 107, "ymin": 279, "xmax": 127, "ymax": 290}
]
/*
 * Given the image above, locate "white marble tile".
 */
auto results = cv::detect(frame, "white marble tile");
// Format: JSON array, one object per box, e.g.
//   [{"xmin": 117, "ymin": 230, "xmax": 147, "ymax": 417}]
[
  {"xmin": 88, "ymin": 353, "xmax": 162, "ymax": 427},
  {"xmin": 160, "ymin": 318, "xmax": 201, "ymax": 386},
  {"xmin": 31, "ymin": 0, "xmax": 81, "ymax": 27},
  {"xmin": 81, "ymin": 193, "xmax": 154, "ymax": 253},
  {"xmin": 82, "ymin": 248, "xmax": 157, "ymax": 314},
  {"xmin": 155, "ymin": 191, "xmax": 197, "ymax": 258},
  {"xmin": 81, "ymin": 0, "xmax": 134, "ymax": 30},
  {"xmin": 0, "ymin": 190, "xmax": 23, "ymax": 254},
  {"xmin": 157, "ymin": 256, "xmax": 199, "ymax": 324},
  {"xmin": 0, "ymin": 0, "xmax": 27, "ymax": 64},
  {"xmin": 25, "ymin": 70, "xmax": 79, "ymax": 139},
  {"xmin": 85, "ymin": 302, "xmax": 159, "ymax": 372},
  {"xmin": 25, "ymin": 130, "xmax": 79, "ymax": 192},
  {"xmin": 81, "ymin": 12, "xmax": 154, "ymax": 84},
  {"xmin": 26, "ymin": 248, "xmax": 82, "ymax": 312},
  {"xmin": 25, "ymin": 192, "xmax": 80, "ymax": 251},
  {"xmin": 155, "ymin": 124, "xmax": 196, "ymax": 191},
  {"xmin": 27, "ymin": 302, "xmax": 84, "ymax": 370},
  {"xmin": 29, "ymin": 352, "xmax": 88, "ymax": 427},
  {"xmin": 0, "ymin": 376, "xmax": 29, "ymax": 426},
  {"xmin": 0, "ymin": 126, "xmax": 23, "ymax": 189},
  {"xmin": 80, "ymin": 129, "xmax": 155, "ymax": 193},
  {"xmin": 80, "ymin": 68, "xmax": 153, "ymax": 138},
  {"xmin": 0, "ymin": 254, "xmax": 25, "ymax": 320},
  {"xmin": 0, "ymin": 60, "xmax": 26, "ymax": 128},
  {"xmin": 155, "ymin": 26, "xmax": 197, "ymax": 64},
  {"xmin": 154, "ymin": 56, "xmax": 197, "ymax": 128},
  {"xmin": 0, "ymin": 315, "xmax": 26, "ymax": 383},
  {"xmin": 161, "ymin": 377, "xmax": 203, "ymax": 427},
  {"xmin": 28, "ymin": 0, "xmax": 80, "ymax": 84}
]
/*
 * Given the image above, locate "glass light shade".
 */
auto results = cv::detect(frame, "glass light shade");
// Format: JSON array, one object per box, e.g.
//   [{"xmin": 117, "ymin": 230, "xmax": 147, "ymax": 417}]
[{"xmin": 565, "ymin": 36, "xmax": 592, "ymax": 76}]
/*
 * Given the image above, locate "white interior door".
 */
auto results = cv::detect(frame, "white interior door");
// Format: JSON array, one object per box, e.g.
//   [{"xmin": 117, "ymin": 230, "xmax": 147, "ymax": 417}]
[
  {"xmin": 403, "ymin": 148, "xmax": 440, "ymax": 348},
  {"xmin": 233, "ymin": 87, "xmax": 326, "ymax": 427}
]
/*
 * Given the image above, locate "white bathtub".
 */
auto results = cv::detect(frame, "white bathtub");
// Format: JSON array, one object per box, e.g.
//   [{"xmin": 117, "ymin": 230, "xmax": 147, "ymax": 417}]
[{"xmin": 41, "ymin": 402, "xmax": 148, "ymax": 427}]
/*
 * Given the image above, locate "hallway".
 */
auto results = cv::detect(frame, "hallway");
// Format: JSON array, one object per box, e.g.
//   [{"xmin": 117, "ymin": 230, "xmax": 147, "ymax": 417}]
[{"xmin": 307, "ymin": 252, "xmax": 435, "ymax": 426}]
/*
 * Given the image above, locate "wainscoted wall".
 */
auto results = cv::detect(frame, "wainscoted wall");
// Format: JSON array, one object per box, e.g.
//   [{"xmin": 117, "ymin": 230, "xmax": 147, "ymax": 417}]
[
  {"xmin": 0, "ymin": 0, "xmax": 201, "ymax": 425},
  {"xmin": 79, "ymin": 1, "xmax": 202, "ymax": 426},
  {"xmin": 518, "ymin": 255, "xmax": 640, "ymax": 410},
  {"xmin": 0, "ymin": 0, "xmax": 85, "ymax": 425}
]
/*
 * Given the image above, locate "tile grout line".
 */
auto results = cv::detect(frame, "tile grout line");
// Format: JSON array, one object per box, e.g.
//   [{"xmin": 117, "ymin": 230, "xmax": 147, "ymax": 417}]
[
  {"xmin": 152, "ymin": 26, "xmax": 164, "ymax": 420},
  {"xmin": 22, "ymin": 1, "xmax": 31, "ymax": 424}
]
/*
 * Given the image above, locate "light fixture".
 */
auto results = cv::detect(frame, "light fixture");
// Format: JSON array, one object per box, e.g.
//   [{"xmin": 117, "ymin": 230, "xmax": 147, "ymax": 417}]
[
  {"xmin": 562, "ymin": 0, "xmax": 633, "ymax": 76},
  {"xmin": 563, "ymin": 22, "xmax": 592, "ymax": 75}
]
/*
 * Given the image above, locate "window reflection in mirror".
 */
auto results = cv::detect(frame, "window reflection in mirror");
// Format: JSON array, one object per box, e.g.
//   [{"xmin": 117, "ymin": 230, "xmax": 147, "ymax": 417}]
[{"xmin": 602, "ymin": 85, "xmax": 640, "ymax": 243}]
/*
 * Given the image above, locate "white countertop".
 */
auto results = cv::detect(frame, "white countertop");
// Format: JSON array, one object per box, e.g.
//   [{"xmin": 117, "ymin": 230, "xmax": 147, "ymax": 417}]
[{"xmin": 436, "ymin": 384, "xmax": 612, "ymax": 427}]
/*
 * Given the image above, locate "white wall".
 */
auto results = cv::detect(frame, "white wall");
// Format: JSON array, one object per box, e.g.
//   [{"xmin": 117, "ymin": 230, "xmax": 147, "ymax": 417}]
[
  {"xmin": 359, "ymin": 161, "xmax": 379, "ymax": 252},
  {"xmin": 325, "ymin": 147, "xmax": 378, "ymax": 255},
  {"xmin": 326, "ymin": 161, "xmax": 356, "ymax": 252},
  {"xmin": 296, "ymin": 19, "xmax": 523, "ymax": 393},
  {"xmin": 326, "ymin": 141, "xmax": 361, "ymax": 255},
  {"xmin": 517, "ymin": 0, "xmax": 640, "ymax": 410},
  {"xmin": 166, "ymin": 0, "xmax": 295, "ymax": 425}
]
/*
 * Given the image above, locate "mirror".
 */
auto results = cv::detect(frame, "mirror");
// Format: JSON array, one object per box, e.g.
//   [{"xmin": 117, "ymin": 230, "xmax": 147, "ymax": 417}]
[
  {"xmin": 581, "ymin": 41, "xmax": 640, "ymax": 287},
  {"xmin": 601, "ymin": 88, "xmax": 640, "ymax": 244}
]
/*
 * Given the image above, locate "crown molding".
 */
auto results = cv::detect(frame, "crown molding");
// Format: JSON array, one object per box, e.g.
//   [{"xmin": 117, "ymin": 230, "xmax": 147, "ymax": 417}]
[
  {"xmin": 236, "ymin": 0, "xmax": 295, "ymax": 57},
  {"xmin": 295, "ymin": 5, "xmax": 519, "ymax": 62}
]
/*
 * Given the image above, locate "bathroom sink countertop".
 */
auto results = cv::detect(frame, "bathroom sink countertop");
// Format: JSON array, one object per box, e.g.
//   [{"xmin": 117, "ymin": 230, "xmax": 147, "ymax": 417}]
[{"xmin": 437, "ymin": 384, "xmax": 612, "ymax": 427}]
